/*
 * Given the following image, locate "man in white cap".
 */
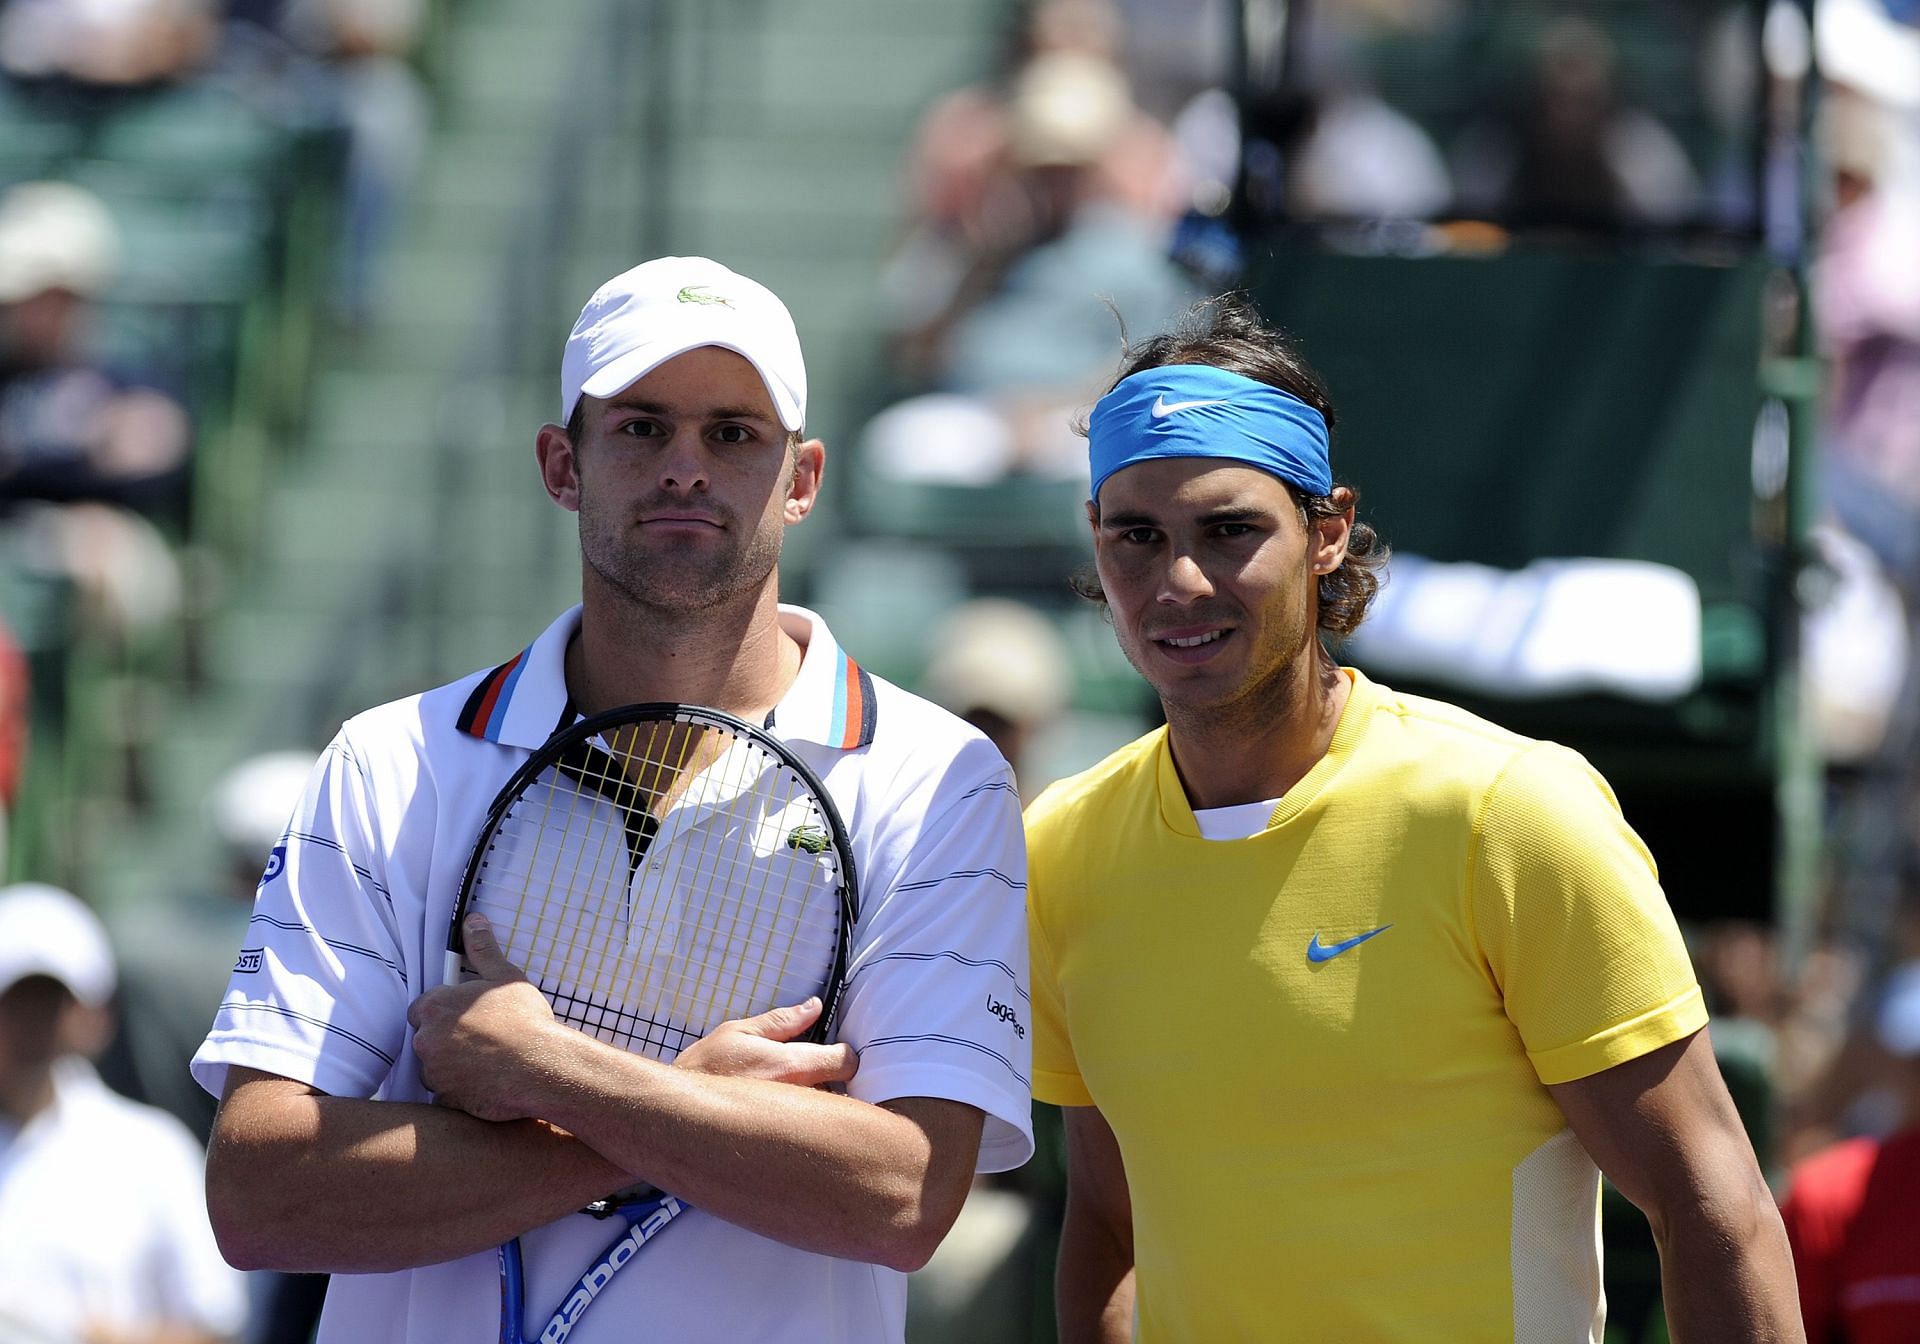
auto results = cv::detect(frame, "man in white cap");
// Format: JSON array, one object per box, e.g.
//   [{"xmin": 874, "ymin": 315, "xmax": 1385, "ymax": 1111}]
[
  {"xmin": 0, "ymin": 180, "xmax": 192, "ymax": 515},
  {"xmin": 194, "ymin": 258, "xmax": 1032, "ymax": 1344},
  {"xmin": 0, "ymin": 882, "xmax": 248, "ymax": 1343}
]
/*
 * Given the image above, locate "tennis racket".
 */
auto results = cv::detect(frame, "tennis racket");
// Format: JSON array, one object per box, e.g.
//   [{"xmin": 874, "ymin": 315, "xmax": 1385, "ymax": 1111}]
[{"xmin": 443, "ymin": 702, "xmax": 858, "ymax": 1344}]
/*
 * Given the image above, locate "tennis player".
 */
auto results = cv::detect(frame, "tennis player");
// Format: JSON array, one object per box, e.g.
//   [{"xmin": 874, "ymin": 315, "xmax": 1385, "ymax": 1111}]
[
  {"xmin": 193, "ymin": 257, "xmax": 1033, "ymax": 1344},
  {"xmin": 1025, "ymin": 295, "xmax": 1802, "ymax": 1342}
]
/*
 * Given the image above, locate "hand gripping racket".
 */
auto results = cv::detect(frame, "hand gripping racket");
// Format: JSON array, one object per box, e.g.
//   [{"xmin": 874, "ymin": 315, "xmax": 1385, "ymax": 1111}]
[{"xmin": 444, "ymin": 703, "xmax": 858, "ymax": 1344}]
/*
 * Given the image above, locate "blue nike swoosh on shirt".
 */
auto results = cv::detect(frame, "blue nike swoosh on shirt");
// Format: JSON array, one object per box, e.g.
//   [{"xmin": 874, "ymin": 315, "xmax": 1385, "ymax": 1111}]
[{"xmin": 1305, "ymin": 925, "xmax": 1392, "ymax": 962}]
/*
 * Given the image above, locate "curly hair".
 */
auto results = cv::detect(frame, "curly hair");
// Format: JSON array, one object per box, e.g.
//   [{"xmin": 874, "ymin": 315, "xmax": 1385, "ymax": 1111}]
[{"xmin": 1073, "ymin": 293, "xmax": 1389, "ymax": 639}]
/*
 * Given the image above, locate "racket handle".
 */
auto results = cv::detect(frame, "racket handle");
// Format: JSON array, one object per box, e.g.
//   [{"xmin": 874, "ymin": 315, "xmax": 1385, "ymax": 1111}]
[{"xmin": 443, "ymin": 947, "xmax": 464, "ymax": 987}]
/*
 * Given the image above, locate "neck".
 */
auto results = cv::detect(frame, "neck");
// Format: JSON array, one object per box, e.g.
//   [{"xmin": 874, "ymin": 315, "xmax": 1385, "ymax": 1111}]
[
  {"xmin": 570, "ymin": 578, "xmax": 801, "ymax": 722},
  {"xmin": 1164, "ymin": 644, "xmax": 1350, "ymax": 811}
]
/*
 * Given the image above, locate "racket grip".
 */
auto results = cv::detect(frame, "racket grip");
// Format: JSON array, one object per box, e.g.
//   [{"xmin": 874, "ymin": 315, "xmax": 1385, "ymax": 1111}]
[{"xmin": 443, "ymin": 947, "xmax": 464, "ymax": 987}]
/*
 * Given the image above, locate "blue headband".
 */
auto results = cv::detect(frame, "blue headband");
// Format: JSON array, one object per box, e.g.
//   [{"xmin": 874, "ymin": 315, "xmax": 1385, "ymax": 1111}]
[{"xmin": 1087, "ymin": 364, "xmax": 1331, "ymax": 504}]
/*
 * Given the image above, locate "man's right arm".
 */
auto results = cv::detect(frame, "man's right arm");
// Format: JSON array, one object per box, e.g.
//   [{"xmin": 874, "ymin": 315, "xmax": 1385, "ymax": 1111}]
[
  {"xmin": 205, "ymin": 1066, "xmax": 630, "ymax": 1274},
  {"xmin": 1057, "ymin": 1104, "xmax": 1136, "ymax": 1344}
]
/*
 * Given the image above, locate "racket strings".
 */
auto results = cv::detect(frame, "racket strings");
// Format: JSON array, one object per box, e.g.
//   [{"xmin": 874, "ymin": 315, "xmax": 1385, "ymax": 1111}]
[
  {"xmin": 469, "ymin": 716, "xmax": 845, "ymax": 1062},
  {"xmin": 613, "ymin": 722, "xmax": 832, "ymax": 1040},
  {"xmin": 651, "ymin": 750, "xmax": 823, "ymax": 1038},
  {"xmin": 539, "ymin": 979, "xmax": 701, "ymax": 1058}
]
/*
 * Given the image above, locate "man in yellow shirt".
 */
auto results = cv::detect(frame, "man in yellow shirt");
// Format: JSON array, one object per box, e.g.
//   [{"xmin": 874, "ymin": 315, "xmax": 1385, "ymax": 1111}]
[{"xmin": 1025, "ymin": 296, "xmax": 1802, "ymax": 1342}]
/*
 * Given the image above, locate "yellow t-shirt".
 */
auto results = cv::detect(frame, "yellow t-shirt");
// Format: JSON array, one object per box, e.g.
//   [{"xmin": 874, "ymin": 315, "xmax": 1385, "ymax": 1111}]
[{"xmin": 1026, "ymin": 670, "xmax": 1706, "ymax": 1343}]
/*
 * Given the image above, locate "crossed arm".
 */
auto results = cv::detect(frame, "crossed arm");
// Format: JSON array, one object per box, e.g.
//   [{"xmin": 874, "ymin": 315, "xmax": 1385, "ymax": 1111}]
[
  {"xmin": 206, "ymin": 918, "xmax": 983, "ymax": 1277},
  {"xmin": 1055, "ymin": 1029, "xmax": 1803, "ymax": 1344}
]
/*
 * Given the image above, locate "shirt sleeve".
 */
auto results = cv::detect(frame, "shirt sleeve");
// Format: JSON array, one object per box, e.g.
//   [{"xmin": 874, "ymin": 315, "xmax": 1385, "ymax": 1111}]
[
  {"xmin": 1469, "ymin": 742, "xmax": 1707, "ymax": 1086},
  {"xmin": 191, "ymin": 726, "xmax": 413, "ymax": 1100},
  {"xmin": 835, "ymin": 750, "xmax": 1034, "ymax": 1173}
]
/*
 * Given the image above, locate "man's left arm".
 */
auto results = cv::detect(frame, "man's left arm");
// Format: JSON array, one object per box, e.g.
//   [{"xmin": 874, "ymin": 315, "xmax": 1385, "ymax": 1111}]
[{"xmin": 1547, "ymin": 1030, "xmax": 1803, "ymax": 1344}]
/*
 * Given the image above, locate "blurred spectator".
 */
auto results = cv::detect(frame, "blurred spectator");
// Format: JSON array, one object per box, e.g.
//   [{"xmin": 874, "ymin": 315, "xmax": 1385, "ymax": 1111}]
[
  {"xmin": 0, "ymin": 0, "xmax": 217, "ymax": 88},
  {"xmin": 869, "ymin": 44, "xmax": 1199, "ymax": 489},
  {"xmin": 0, "ymin": 881, "xmax": 248, "ymax": 1344},
  {"xmin": 884, "ymin": 1, "xmax": 1187, "ymax": 389},
  {"xmin": 929, "ymin": 50, "xmax": 1189, "ymax": 390},
  {"xmin": 1287, "ymin": 77, "xmax": 1452, "ymax": 223},
  {"xmin": 1783, "ymin": 895, "xmax": 1920, "ymax": 1156},
  {"xmin": 103, "ymin": 748, "xmax": 316, "ymax": 1141},
  {"xmin": 1694, "ymin": 918, "xmax": 1788, "ymax": 1167},
  {"xmin": 1453, "ymin": 16, "xmax": 1701, "ymax": 230},
  {"xmin": 0, "ymin": 181, "xmax": 188, "ymax": 648},
  {"xmin": 1811, "ymin": 83, "xmax": 1920, "ymax": 591},
  {"xmin": 0, "ymin": 182, "xmax": 191, "ymax": 521},
  {"xmin": 921, "ymin": 597, "xmax": 1073, "ymax": 797},
  {"xmin": 895, "ymin": 0, "xmax": 1130, "ymax": 284},
  {"xmin": 0, "ymin": 613, "xmax": 26, "ymax": 806},
  {"xmin": 98, "ymin": 747, "xmax": 334, "ymax": 1341},
  {"xmin": 1281, "ymin": 23, "xmax": 1453, "ymax": 222},
  {"xmin": 1801, "ymin": 521, "xmax": 1910, "ymax": 765},
  {"xmin": 1781, "ymin": 960, "xmax": 1920, "ymax": 1343},
  {"xmin": 273, "ymin": 0, "xmax": 430, "ymax": 325}
]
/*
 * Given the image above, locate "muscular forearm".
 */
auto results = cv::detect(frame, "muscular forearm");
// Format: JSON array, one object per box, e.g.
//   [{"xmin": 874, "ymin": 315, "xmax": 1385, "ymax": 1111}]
[
  {"xmin": 1056, "ymin": 1104, "xmax": 1135, "ymax": 1344},
  {"xmin": 527, "ymin": 1029, "xmax": 976, "ymax": 1272},
  {"xmin": 207, "ymin": 1075, "xmax": 628, "ymax": 1274},
  {"xmin": 1652, "ymin": 1174, "xmax": 1806, "ymax": 1344}
]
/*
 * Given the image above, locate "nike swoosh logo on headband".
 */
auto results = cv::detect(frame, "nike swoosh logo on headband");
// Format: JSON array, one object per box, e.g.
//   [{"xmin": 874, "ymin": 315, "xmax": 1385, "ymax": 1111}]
[{"xmin": 1150, "ymin": 395, "xmax": 1231, "ymax": 417}]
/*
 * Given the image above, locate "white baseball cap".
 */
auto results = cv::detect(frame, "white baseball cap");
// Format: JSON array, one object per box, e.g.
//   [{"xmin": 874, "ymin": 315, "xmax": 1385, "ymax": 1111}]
[
  {"xmin": 559, "ymin": 256, "xmax": 807, "ymax": 432},
  {"xmin": 208, "ymin": 749, "xmax": 317, "ymax": 858},
  {"xmin": 0, "ymin": 882, "xmax": 115, "ymax": 1008},
  {"xmin": 923, "ymin": 598, "xmax": 1072, "ymax": 725},
  {"xmin": 0, "ymin": 181, "xmax": 121, "ymax": 304}
]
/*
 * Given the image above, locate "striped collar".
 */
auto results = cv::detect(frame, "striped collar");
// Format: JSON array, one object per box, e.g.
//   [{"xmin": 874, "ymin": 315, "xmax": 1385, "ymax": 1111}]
[{"xmin": 454, "ymin": 604, "xmax": 876, "ymax": 752}]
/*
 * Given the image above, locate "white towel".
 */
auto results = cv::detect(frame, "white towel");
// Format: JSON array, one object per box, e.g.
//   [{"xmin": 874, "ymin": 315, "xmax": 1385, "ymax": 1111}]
[{"xmin": 1346, "ymin": 555, "xmax": 1703, "ymax": 701}]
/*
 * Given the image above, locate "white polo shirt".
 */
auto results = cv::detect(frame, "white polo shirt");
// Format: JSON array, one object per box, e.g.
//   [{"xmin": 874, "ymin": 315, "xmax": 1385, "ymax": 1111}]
[
  {"xmin": 192, "ymin": 604, "xmax": 1033, "ymax": 1344},
  {"xmin": 0, "ymin": 1060, "xmax": 248, "ymax": 1342}
]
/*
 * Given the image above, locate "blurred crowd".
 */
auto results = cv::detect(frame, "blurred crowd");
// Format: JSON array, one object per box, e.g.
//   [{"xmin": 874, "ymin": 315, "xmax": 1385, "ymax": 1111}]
[
  {"xmin": 3, "ymin": 0, "xmax": 1920, "ymax": 1341},
  {"xmin": 0, "ymin": 2, "xmax": 430, "ymax": 1340},
  {"xmin": 0, "ymin": 0, "xmax": 431, "ymax": 879}
]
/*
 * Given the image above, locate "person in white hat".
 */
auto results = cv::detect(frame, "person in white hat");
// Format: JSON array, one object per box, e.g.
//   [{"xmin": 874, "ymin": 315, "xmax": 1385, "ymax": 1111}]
[
  {"xmin": 0, "ymin": 882, "xmax": 248, "ymax": 1343},
  {"xmin": 0, "ymin": 180, "xmax": 193, "ymax": 512},
  {"xmin": 194, "ymin": 258, "xmax": 1032, "ymax": 1344}
]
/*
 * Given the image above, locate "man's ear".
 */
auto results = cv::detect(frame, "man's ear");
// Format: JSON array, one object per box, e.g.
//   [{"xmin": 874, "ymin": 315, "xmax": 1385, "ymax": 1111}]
[
  {"xmin": 1310, "ymin": 503, "xmax": 1354, "ymax": 575},
  {"xmin": 536, "ymin": 423, "xmax": 581, "ymax": 512},
  {"xmin": 784, "ymin": 438, "xmax": 826, "ymax": 524}
]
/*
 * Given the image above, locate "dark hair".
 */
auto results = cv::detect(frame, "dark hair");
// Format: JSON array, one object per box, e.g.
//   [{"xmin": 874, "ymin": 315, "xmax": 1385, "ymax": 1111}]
[{"xmin": 1072, "ymin": 293, "xmax": 1388, "ymax": 639}]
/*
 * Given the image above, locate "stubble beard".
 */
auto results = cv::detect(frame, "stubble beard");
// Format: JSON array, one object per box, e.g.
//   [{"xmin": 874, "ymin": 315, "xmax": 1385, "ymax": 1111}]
[
  {"xmin": 580, "ymin": 505, "xmax": 784, "ymax": 619},
  {"xmin": 1134, "ymin": 590, "xmax": 1321, "ymax": 743}
]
